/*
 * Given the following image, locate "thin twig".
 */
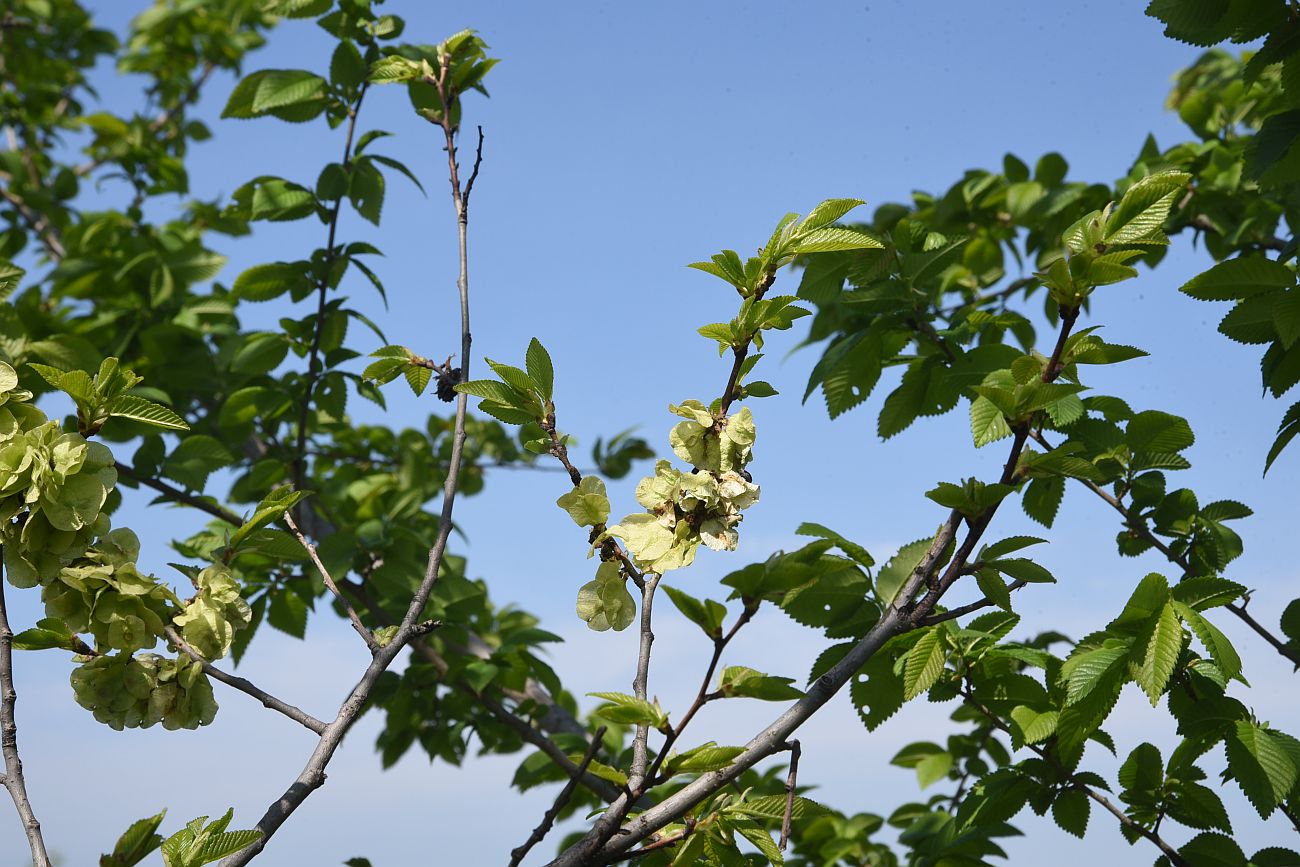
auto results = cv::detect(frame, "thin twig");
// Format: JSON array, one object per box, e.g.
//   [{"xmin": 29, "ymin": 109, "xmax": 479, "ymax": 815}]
[
  {"xmin": 509, "ymin": 726, "xmax": 608, "ymax": 867},
  {"xmin": 718, "ymin": 270, "xmax": 777, "ymax": 417},
  {"xmin": 220, "ymin": 71, "xmax": 480, "ymax": 867},
  {"xmin": 645, "ymin": 605, "xmax": 757, "ymax": 786},
  {"xmin": 165, "ymin": 625, "xmax": 326, "ymax": 734},
  {"xmin": 0, "ymin": 554, "xmax": 50, "ymax": 867},
  {"xmin": 346, "ymin": 579, "xmax": 621, "ymax": 802},
  {"xmin": 961, "ymin": 687, "xmax": 1187, "ymax": 866},
  {"xmin": 117, "ymin": 464, "xmax": 242, "ymax": 526},
  {"xmin": 283, "ymin": 511, "xmax": 378, "ymax": 653},
  {"xmin": 779, "ymin": 740, "xmax": 801, "ymax": 851},
  {"xmin": 293, "ymin": 84, "xmax": 370, "ymax": 506},
  {"xmin": 0, "ymin": 187, "xmax": 64, "ymax": 259},
  {"xmin": 1029, "ymin": 429, "xmax": 1300, "ymax": 668},
  {"xmin": 918, "ymin": 579, "xmax": 1028, "ymax": 626}
]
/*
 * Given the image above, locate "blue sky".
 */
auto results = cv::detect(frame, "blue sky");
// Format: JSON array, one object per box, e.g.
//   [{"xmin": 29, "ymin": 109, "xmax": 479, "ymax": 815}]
[{"xmin": 3, "ymin": 1, "xmax": 1298, "ymax": 864}]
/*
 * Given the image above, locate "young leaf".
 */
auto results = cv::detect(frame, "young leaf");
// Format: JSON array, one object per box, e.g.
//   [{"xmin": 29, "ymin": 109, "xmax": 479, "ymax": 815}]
[
  {"xmin": 107, "ymin": 395, "xmax": 190, "ymax": 431},
  {"xmin": 525, "ymin": 337, "xmax": 554, "ymax": 400},
  {"xmin": 588, "ymin": 692, "xmax": 667, "ymax": 728},
  {"xmin": 718, "ymin": 666, "xmax": 804, "ymax": 701},
  {"xmin": 101, "ymin": 809, "xmax": 166, "ymax": 867}
]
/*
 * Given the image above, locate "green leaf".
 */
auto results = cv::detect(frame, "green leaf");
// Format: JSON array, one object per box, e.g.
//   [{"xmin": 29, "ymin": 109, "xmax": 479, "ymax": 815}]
[
  {"xmin": 732, "ymin": 820, "xmax": 784, "ymax": 865},
  {"xmin": 795, "ymin": 522, "xmax": 874, "ymax": 568},
  {"xmin": 556, "ymin": 476, "xmax": 610, "ymax": 527},
  {"xmin": 1010, "ymin": 706, "xmax": 1059, "ymax": 744},
  {"xmin": 718, "ymin": 666, "xmax": 804, "ymax": 701},
  {"xmin": 368, "ymin": 55, "xmax": 424, "ymax": 84},
  {"xmin": 1172, "ymin": 601, "xmax": 1243, "ymax": 683},
  {"xmin": 101, "ymin": 809, "xmax": 166, "ymax": 867},
  {"xmin": 1062, "ymin": 643, "xmax": 1128, "ymax": 705},
  {"xmin": 970, "ymin": 395, "xmax": 1012, "ymax": 447},
  {"xmin": 1051, "ymin": 788, "xmax": 1089, "ymax": 838},
  {"xmin": 1134, "ymin": 602, "xmax": 1184, "ymax": 704},
  {"xmin": 525, "ymin": 338, "xmax": 554, "ymax": 400},
  {"xmin": 1021, "ymin": 476, "xmax": 1065, "ymax": 528},
  {"xmin": 875, "ymin": 537, "xmax": 932, "ymax": 606},
  {"xmin": 107, "ymin": 395, "xmax": 190, "ymax": 431},
  {"xmin": 1180, "ymin": 254, "xmax": 1296, "ymax": 301},
  {"xmin": 988, "ymin": 557, "xmax": 1055, "ymax": 584},
  {"xmin": 588, "ymin": 691, "xmax": 667, "ymax": 728},
  {"xmin": 454, "ymin": 379, "xmax": 528, "ymax": 406},
  {"xmin": 975, "ymin": 569, "xmax": 1013, "ymax": 612},
  {"xmin": 1226, "ymin": 721, "xmax": 1297, "ymax": 818},
  {"xmin": 903, "ymin": 628, "xmax": 945, "ymax": 700},
  {"xmin": 229, "ymin": 488, "xmax": 311, "ymax": 553},
  {"xmin": 1127, "ymin": 410, "xmax": 1195, "ymax": 453},
  {"xmin": 662, "ymin": 585, "xmax": 727, "ymax": 637},
  {"xmin": 1103, "ymin": 170, "xmax": 1190, "ymax": 245},
  {"xmin": 404, "ymin": 365, "xmax": 431, "ymax": 397},
  {"xmin": 13, "ymin": 618, "xmax": 80, "ymax": 652},
  {"xmin": 796, "ymin": 197, "xmax": 866, "ymax": 233},
  {"xmin": 232, "ymin": 262, "xmax": 310, "ymax": 303},
  {"xmin": 1178, "ymin": 833, "xmax": 1247, "ymax": 867},
  {"xmin": 795, "ymin": 226, "xmax": 884, "ymax": 253},
  {"xmin": 667, "ymin": 742, "xmax": 745, "ymax": 774}
]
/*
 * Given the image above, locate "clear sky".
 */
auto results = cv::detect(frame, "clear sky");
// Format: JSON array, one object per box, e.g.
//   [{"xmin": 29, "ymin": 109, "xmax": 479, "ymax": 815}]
[{"xmin": 4, "ymin": 1, "xmax": 1298, "ymax": 865}]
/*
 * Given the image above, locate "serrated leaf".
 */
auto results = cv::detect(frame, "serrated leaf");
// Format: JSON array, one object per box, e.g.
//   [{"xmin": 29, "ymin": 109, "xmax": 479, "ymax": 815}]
[
  {"xmin": 1052, "ymin": 788, "xmax": 1089, "ymax": 838},
  {"xmin": 525, "ymin": 338, "xmax": 554, "ymax": 400},
  {"xmin": 1226, "ymin": 722, "xmax": 1297, "ymax": 818},
  {"xmin": 107, "ymin": 395, "xmax": 190, "ymax": 431},
  {"xmin": 795, "ymin": 226, "xmax": 884, "ymax": 253},
  {"xmin": 903, "ymin": 628, "xmax": 945, "ymax": 700},
  {"xmin": 1180, "ymin": 254, "xmax": 1296, "ymax": 301},
  {"xmin": 1134, "ymin": 602, "xmax": 1184, "ymax": 704},
  {"xmin": 403, "ymin": 364, "xmax": 431, "ymax": 396}
]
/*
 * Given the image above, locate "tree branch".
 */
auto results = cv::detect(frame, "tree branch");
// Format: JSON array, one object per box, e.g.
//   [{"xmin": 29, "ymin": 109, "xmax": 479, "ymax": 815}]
[
  {"xmin": 220, "ymin": 76, "xmax": 479, "ymax": 867},
  {"xmin": 545, "ymin": 304, "xmax": 1086, "ymax": 865},
  {"xmin": 509, "ymin": 726, "xmax": 608, "ymax": 867},
  {"xmin": 960, "ymin": 687, "xmax": 1188, "ymax": 866},
  {"xmin": 1028, "ymin": 429, "xmax": 1300, "ymax": 669},
  {"xmin": 0, "ymin": 555, "xmax": 50, "ymax": 867},
  {"xmin": 293, "ymin": 84, "xmax": 370, "ymax": 511},
  {"xmin": 283, "ymin": 512, "xmax": 378, "ymax": 653},
  {"xmin": 116, "ymin": 463, "xmax": 242, "ymax": 526},
  {"xmin": 164, "ymin": 625, "xmax": 326, "ymax": 735}
]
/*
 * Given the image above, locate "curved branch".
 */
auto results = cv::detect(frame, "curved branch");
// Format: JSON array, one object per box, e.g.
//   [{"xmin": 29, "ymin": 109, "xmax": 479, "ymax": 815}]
[
  {"xmin": 165, "ymin": 625, "xmax": 327, "ymax": 735},
  {"xmin": 0, "ymin": 558, "xmax": 50, "ymax": 867}
]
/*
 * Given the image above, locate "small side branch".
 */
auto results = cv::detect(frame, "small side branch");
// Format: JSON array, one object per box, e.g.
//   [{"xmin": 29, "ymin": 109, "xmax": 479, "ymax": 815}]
[
  {"xmin": 778, "ymin": 740, "xmax": 801, "ymax": 851},
  {"xmin": 961, "ymin": 688, "xmax": 1187, "ymax": 866},
  {"xmin": 117, "ymin": 464, "xmax": 242, "ymax": 526},
  {"xmin": 1029, "ymin": 429, "xmax": 1300, "ymax": 669},
  {"xmin": 0, "ymin": 558, "xmax": 50, "ymax": 867},
  {"xmin": 283, "ymin": 512, "xmax": 378, "ymax": 653},
  {"xmin": 165, "ymin": 626, "xmax": 326, "ymax": 735},
  {"xmin": 509, "ymin": 726, "xmax": 608, "ymax": 867}
]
